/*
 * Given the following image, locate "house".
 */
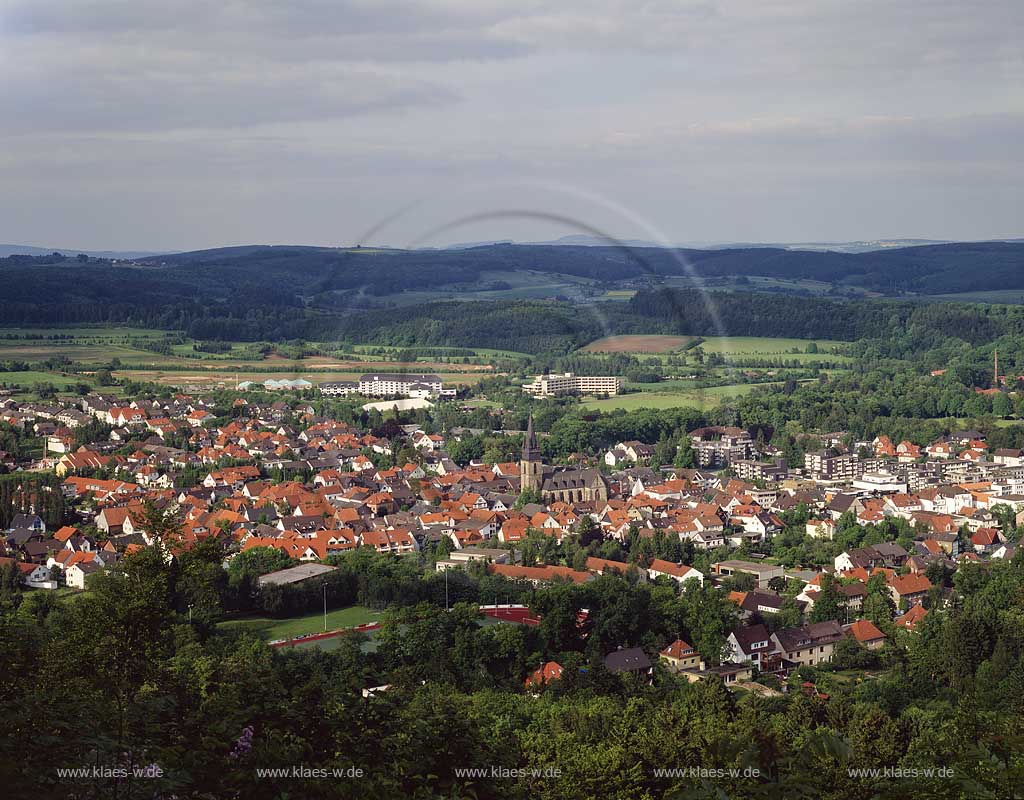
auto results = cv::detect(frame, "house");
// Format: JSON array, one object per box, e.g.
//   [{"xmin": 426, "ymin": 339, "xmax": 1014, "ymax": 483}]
[
  {"xmin": 725, "ymin": 624, "xmax": 775, "ymax": 668},
  {"xmin": 894, "ymin": 604, "xmax": 928, "ymax": 632},
  {"xmin": 970, "ymin": 526, "xmax": 1002, "ymax": 553},
  {"xmin": 805, "ymin": 519, "xmax": 836, "ymax": 539},
  {"xmin": 604, "ymin": 441, "xmax": 656, "ymax": 467},
  {"xmin": 729, "ymin": 590, "xmax": 802, "ymax": 620},
  {"xmin": 647, "ymin": 559, "xmax": 703, "ymax": 586},
  {"xmin": 8, "ymin": 513, "xmax": 45, "ymax": 534},
  {"xmin": 834, "ymin": 543, "xmax": 908, "ymax": 572},
  {"xmin": 678, "ymin": 661, "xmax": 756, "ymax": 685},
  {"xmin": 487, "ymin": 563, "xmax": 592, "ymax": 586},
  {"xmin": 96, "ymin": 505, "xmax": 142, "ymax": 537},
  {"xmin": 660, "ymin": 639, "xmax": 702, "ymax": 671},
  {"xmin": 771, "ymin": 621, "xmax": 845, "ymax": 667},
  {"xmin": 525, "ymin": 661, "xmax": 564, "ymax": 689},
  {"xmin": 889, "ymin": 573, "xmax": 932, "ymax": 609},
  {"xmin": 585, "ymin": 556, "xmax": 635, "ymax": 579},
  {"xmin": 844, "ymin": 619, "xmax": 887, "ymax": 650},
  {"xmin": 11, "ymin": 560, "xmax": 56, "ymax": 589},
  {"xmin": 603, "ymin": 647, "xmax": 652, "ymax": 677},
  {"xmin": 65, "ymin": 560, "xmax": 102, "ymax": 589},
  {"xmin": 362, "ymin": 528, "xmax": 418, "ymax": 555}
]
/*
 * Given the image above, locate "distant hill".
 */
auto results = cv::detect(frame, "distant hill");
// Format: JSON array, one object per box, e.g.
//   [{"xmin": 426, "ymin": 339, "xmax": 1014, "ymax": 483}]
[
  {"xmin": 147, "ymin": 239, "xmax": 1024, "ymax": 296},
  {"xmin": 3, "ymin": 241, "xmax": 1024, "ymax": 336},
  {"xmin": 0, "ymin": 243, "xmax": 170, "ymax": 259},
  {"xmin": 503, "ymin": 234, "xmax": 1024, "ymax": 254}
]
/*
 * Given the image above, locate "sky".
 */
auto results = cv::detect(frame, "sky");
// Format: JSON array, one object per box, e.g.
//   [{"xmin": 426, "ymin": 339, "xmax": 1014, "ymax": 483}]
[{"xmin": 1, "ymin": 0, "xmax": 1022, "ymax": 251}]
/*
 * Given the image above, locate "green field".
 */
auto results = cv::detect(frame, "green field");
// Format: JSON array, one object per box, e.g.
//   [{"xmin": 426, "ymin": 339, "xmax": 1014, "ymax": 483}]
[
  {"xmin": 219, "ymin": 605, "xmax": 383, "ymax": 640},
  {"xmin": 353, "ymin": 269, "xmax": 613, "ymax": 307},
  {"xmin": 0, "ymin": 326, "xmax": 168, "ymax": 339},
  {"xmin": 0, "ymin": 370, "xmax": 87, "ymax": 389},
  {"xmin": 925, "ymin": 290, "xmax": 1024, "ymax": 305},
  {"xmin": 697, "ymin": 336, "xmax": 851, "ymax": 357},
  {"xmin": 0, "ymin": 327, "xmax": 509, "ymax": 394},
  {"xmin": 582, "ymin": 383, "xmax": 761, "ymax": 411}
]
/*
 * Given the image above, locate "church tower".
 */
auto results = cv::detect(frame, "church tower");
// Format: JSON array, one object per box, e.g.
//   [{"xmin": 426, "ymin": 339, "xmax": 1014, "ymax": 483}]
[{"xmin": 520, "ymin": 414, "xmax": 543, "ymax": 494}]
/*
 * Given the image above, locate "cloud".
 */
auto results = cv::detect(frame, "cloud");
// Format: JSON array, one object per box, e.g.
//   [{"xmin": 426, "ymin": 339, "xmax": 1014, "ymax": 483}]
[{"xmin": 0, "ymin": 0, "xmax": 1020, "ymax": 247}]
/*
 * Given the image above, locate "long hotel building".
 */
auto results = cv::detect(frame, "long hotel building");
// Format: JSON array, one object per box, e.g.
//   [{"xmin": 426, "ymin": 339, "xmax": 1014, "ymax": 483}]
[{"xmin": 522, "ymin": 372, "xmax": 621, "ymax": 397}]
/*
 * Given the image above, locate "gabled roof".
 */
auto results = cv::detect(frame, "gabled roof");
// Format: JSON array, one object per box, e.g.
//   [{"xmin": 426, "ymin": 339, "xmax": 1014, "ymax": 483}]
[
  {"xmin": 603, "ymin": 647, "xmax": 651, "ymax": 673},
  {"xmin": 846, "ymin": 618, "xmax": 886, "ymax": 644},
  {"xmin": 660, "ymin": 639, "xmax": 697, "ymax": 659}
]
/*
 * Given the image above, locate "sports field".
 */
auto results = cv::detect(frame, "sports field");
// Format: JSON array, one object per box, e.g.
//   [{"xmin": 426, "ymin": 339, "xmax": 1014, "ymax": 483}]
[{"xmin": 218, "ymin": 606, "xmax": 383, "ymax": 640}]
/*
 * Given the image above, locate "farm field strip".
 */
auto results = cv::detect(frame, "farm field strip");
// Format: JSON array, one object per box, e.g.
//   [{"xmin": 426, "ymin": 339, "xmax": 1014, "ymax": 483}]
[{"xmin": 582, "ymin": 335, "xmax": 696, "ymax": 353}]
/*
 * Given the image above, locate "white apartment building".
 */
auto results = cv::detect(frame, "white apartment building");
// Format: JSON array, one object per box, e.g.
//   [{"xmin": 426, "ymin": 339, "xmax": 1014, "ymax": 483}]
[
  {"xmin": 321, "ymin": 374, "xmax": 456, "ymax": 399},
  {"xmin": 522, "ymin": 372, "xmax": 621, "ymax": 397}
]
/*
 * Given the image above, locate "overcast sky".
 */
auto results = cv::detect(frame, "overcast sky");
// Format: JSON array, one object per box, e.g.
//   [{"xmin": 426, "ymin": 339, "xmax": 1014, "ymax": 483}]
[{"xmin": 1, "ymin": 0, "xmax": 1021, "ymax": 251}]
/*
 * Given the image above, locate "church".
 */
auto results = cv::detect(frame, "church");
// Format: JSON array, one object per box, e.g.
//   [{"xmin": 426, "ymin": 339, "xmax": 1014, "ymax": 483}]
[{"xmin": 520, "ymin": 416, "xmax": 609, "ymax": 504}]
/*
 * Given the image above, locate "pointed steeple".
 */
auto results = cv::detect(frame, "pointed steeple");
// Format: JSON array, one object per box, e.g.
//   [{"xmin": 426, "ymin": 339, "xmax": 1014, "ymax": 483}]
[{"xmin": 522, "ymin": 414, "xmax": 540, "ymax": 462}]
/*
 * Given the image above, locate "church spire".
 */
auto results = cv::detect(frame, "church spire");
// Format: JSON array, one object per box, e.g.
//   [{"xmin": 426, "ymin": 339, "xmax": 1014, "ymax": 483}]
[{"xmin": 522, "ymin": 414, "xmax": 540, "ymax": 461}]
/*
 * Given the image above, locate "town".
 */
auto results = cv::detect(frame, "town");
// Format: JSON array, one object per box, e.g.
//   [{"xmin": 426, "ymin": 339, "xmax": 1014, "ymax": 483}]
[
  {"xmin": 3, "ymin": 377, "xmax": 1017, "ymax": 686},
  {"xmin": 4, "ymin": 0, "xmax": 1022, "ymax": 794}
]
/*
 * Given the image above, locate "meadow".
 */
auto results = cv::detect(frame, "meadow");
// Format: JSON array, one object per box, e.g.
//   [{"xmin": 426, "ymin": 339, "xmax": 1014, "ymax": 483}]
[{"xmin": 582, "ymin": 383, "xmax": 762, "ymax": 411}]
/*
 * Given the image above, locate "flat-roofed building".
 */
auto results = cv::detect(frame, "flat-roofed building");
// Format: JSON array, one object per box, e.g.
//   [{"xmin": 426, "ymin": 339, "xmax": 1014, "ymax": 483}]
[
  {"xmin": 257, "ymin": 562, "xmax": 338, "ymax": 587},
  {"xmin": 522, "ymin": 373, "xmax": 621, "ymax": 397},
  {"xmin": 711, "ymin": 559, "xmax": 785, "ymax": 589},
  {"xmin": 319, "ymin": 381, "xmax": 359, "ymax": 397}
]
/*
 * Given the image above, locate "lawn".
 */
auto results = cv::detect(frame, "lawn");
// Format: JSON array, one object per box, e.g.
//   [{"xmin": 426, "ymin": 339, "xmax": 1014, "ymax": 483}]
[{"xmin": 219, "ymin": 605, "xmax": 383, "ymax": 641}]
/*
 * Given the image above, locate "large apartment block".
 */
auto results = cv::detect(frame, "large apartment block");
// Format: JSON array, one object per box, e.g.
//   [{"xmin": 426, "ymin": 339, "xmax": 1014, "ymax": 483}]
[
  {"xmin": 689, "ymin": 426, "xmax": 753, "ymax": 468},
  {"xmin": 320, "ymin": 374, "xmax": 455, "ymax": 399},
  {"xmin": 804, "ymin": 449, "xmax": 863, "ymax": 481},
  {"xmin": 522, "ymin": 373, "xmax": 621, "ymax": 397}
]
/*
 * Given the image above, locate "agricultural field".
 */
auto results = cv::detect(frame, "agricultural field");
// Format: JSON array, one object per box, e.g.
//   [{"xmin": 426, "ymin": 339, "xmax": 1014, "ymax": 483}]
[
  {"xmin": 579, "ymin": 334, "xmax": 850, "ymax": 362},
  {"xmin": 0, "ymin": 370, "xmax": 89, "ymax": 389},
  {"xmin": 924, "ymin": 290, "xmax": 1024, "ymax": 305},
  {"xmin": 0, "ymin": 326, "xmax": 505, "ymax": 393},
  {"xmin": 582, "ymin": 334, "xmax": 696, "ymax": 353},
  {"xmin": 348, "ymin": 345, "xmax": 531, "ymax": 360},
  {"xmin": 369, "ymin": 269, "xmax": 606, "ymax": 306},
  {"xmin": 697, "ymin": 336, "xmax": 851, "ymax": 357},
  {"xmin": 218, "ymin": 605, "xmax": 383, "ymax": 640},
  {"xmin": 582, "ymin": 383, "xmax": 761, "ymax": 411},
  {"xmin": 661, "ymin": 274, "xmax": 875, "ymax": 297}
]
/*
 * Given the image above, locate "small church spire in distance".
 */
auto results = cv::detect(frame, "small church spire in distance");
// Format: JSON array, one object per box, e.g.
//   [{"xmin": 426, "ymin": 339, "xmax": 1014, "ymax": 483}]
[{"xmin": 522, "ymin": 414, "xmax": 540, "ymax": 461}]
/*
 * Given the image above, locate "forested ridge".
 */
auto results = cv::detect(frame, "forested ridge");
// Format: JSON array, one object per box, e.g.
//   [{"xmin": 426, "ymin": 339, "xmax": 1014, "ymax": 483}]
[
  {"xmin": 3, "ymin": 537, "xmax": 1023, "ymax": 799},
  {"xmin": 3, "ymin": 241, "xmax": 1024, "ymax": 341}
]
